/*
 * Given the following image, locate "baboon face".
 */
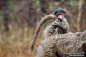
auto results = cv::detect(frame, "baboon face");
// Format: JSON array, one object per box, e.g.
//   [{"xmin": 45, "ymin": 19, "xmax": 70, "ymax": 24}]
[
  {"xmin": 54, "ymin": 9, "xmax": 67, "ymax": 21},
  {"xmin": 56, "ymin": 12, "xmax": 64, "ymax": 21}
]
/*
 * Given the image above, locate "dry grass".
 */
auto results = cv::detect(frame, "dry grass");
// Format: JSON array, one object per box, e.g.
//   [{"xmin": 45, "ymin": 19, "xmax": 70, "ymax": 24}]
[{"xmin": 0, "ymin": 24, "xmax": 44, "ymax": 57}]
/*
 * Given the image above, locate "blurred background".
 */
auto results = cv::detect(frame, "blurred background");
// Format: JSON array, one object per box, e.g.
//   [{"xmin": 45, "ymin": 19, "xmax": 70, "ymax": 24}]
[{"xmin": 0, "ymin": 0, "xmax": 86, "ymax": 57}]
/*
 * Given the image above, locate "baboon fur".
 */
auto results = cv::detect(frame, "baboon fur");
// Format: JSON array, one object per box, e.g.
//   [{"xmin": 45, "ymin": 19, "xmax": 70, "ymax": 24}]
[{"xmin": 36, "ymin": 25, "xmax": 86, "ymax": 57}]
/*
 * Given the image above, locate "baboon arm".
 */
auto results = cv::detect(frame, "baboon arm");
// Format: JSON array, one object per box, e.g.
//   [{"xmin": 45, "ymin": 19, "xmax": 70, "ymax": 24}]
[
  {"xmin": 52, "ymin": 18, "xmax": 69, "ymax": 31},
  {"xmin": 62, "ymin": 18, "xmax": 69, "ymax": 31}
]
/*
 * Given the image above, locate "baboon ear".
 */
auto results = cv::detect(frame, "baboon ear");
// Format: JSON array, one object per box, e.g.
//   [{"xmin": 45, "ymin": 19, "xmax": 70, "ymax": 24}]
[
  {"xmin": 52, "ymin": 12, "xmax": 54, "ymax": 15},
  {"xmin": 64, "ymin": 10, "xmax": 67, "ymax": 15}
]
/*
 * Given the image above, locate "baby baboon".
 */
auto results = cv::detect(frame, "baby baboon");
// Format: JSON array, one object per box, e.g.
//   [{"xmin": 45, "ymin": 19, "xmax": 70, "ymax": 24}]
[
  {"xmin": 49, "ymin": 9, "xmax": 69, "ymax": 35},
  {"xmin": 30, "ymin": 9, "xmax": 69, "ymax": 52}
]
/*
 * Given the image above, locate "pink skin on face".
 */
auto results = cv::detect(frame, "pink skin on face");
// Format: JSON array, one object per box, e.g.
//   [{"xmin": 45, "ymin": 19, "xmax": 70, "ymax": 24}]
[
  {"xmin": 58, "ymin": 15, "xmax": 62, "ymax": 19},
  {"xmin": 57, "ymin": 15, "xmax": 63, "ymax": 20}
]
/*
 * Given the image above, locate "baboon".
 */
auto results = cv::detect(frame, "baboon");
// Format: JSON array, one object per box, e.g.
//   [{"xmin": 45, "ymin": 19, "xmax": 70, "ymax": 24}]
[
  {"xmin": 36, "ymin": 28, "xmax": 86, "ymax": 57},
  {"xmin": 30, "ymin": 9, "xmax": 69, "ymax": 52},
  {"xmin": 30, "ymin": 9, "xmax": 86, "ymax": 57},
  {"xmin": 49, "ymin": 9, "xmax": 69, "ymax": 35}
]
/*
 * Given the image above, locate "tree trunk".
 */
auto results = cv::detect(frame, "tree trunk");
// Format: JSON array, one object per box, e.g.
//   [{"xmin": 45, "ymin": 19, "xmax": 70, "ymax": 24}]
[{"xmin": 77, "ymin": 0, "xmax": 83, "ymax": 32}]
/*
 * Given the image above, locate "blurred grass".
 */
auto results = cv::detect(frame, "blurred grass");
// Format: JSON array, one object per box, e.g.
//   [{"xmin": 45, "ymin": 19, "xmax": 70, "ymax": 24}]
[{"xmin": 0, "ymin": 23, "xmax": 44, "ymax": 57}]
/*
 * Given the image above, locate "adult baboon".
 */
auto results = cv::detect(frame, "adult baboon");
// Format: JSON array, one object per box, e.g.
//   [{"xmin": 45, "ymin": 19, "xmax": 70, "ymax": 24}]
[{"xmin": 36, "ymin": 28, "xmax": 86, "ymax": 57}]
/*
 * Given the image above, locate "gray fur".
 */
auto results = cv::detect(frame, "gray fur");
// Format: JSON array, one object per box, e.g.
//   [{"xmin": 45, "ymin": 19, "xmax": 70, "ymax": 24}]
[{"xmin": 36, "ymin": 25, "xmax": 86, "ymax": 57}]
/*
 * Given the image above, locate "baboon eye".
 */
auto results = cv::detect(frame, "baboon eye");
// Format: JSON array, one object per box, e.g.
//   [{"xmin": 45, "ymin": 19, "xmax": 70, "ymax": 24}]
[
  {"xmin": 56, "ymin": 14, "xmax": 62, "ymax": 16},
  {"xmin": 57, "ymin": 14, "xmax": 59, "ymax": 15},
  {"xmin": 59, "ymin": 14, "xmax": 62, "ymax": 15}
]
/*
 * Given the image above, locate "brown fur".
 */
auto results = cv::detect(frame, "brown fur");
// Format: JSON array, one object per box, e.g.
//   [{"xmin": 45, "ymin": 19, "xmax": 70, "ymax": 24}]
[{"xmin": 36, "ymin": 25, "xmax": 86, "ymax": 57}]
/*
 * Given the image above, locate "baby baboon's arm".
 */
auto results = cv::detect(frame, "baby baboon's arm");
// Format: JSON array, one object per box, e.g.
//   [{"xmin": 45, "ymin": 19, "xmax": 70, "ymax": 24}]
[{"xmin": 49, "ymin": 18, "xmax": 69, "ymax": 34}]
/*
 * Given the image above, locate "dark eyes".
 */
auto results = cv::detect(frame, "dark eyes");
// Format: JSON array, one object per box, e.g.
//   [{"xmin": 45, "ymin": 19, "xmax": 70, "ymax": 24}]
[{"xmin": 56, "ymin": 14, "xmax": 62, "ymax": 16}]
